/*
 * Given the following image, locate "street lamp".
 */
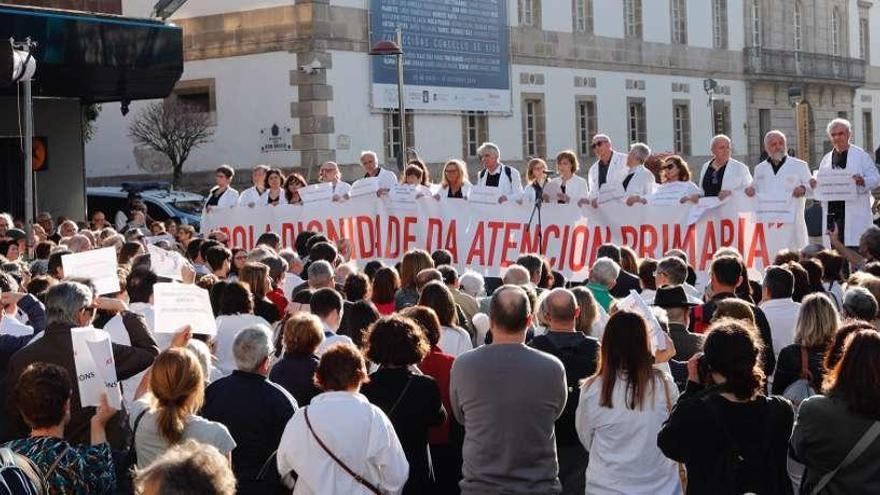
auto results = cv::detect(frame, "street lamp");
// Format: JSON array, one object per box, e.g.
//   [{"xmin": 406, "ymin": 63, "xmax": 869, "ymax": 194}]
[{"xmin": 370, "ymin": 28, "xmax": 406, "ymax": 171}]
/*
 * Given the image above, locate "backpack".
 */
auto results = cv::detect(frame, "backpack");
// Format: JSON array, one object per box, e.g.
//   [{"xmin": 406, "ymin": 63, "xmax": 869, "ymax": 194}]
[
  {"xmin": 0, "ymin": 448, "xmax": 48, "ymax": 495},
  {"xmin": 478, "ymin": 165, "xmax": 513, "ymax": 184},
  {"xmin": 782, "ymin": 346, "xmax": 817, "ymax": 410}
]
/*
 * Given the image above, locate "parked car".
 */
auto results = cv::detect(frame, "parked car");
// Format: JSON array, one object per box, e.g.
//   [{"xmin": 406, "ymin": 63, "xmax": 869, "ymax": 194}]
[{"xmin": 87, "ymin": 182, "xmax": 204, "ymax": 230}]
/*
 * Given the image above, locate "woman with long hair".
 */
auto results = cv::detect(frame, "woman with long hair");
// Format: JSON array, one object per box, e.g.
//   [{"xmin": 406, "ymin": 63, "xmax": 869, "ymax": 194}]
[
  {"xmin": 263, "ymin": 168, "xmax": 287, "ymax": 206},
  {"xmin": 575, "ymin": 311, "xmax": 681, "ymax": 494},
  {"xmin": 284, "ymin": 173, "xmax": 308, "ymax": 205},
  {"xmin": 130, "ymin": 348, "xmax": 235, "ymax": 467},
  {"xmin": 239, "ymin": 262, "xmax": 280, "ymax": 323},
  {"xmin": 394, "ymin": 250, "xmax": 434, "ymax": 311},
  {"xmin": 418, "ymin": 281, "xmax": 472, "ymax": 357},
  {"xmin": 771, "ymin": 293, "xmax": 840, "ymax": 395},
  {"xmin": 658, "ymin": 155, "xmax": 701, "ymax": 204},
  {"xmin": 791, "ymin": 330, "xmax": 880, "ymax": 493},
  {"xmin": 658, "ymin": 318, "xmax": 795, "ymax": 495},
  {"xmin": 518, "ymin": 158, "xmax": 550, "ymax": 205},
  {"xmin": 435, "ymin": 159, "xmax": 471, "ymax": 200}
]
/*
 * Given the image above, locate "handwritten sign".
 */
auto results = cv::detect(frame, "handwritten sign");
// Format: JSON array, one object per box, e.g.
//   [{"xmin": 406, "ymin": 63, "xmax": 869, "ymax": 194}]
[
  {"xmin": 61, "ymin": 248, "xmax": 120, "ymax": 295},
  {"xmin": 298, "ymin": 182, "xmax": 334, "ymax": 204},
  {"xmin": 389, "ymin": 184, "xmax": 418, "ymax": 209},
  {"xmin": 468, "ymin": 185, "xmax": 502, "ymax": 205},
  {"xmin": 349, "ymin": 177, "xmax": 380, "ymax": 198},
  {"xmin": 71, "ymin": 326, "xmax": 121, "ymax": 408},
  {"xmin": 814, "ymin": 168, "xmax": 858, "ymax": 202},
  {"xmin": 153, "ymin": 283, "xmax": 217, "ymax": 335},
  {"xmin": 615, "ymin": 290, "xmax": 667, "ymax": 351}
]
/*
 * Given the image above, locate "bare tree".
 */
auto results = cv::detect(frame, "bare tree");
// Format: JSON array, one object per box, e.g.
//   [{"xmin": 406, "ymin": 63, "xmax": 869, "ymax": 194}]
[{"xmin": 128, "ymin": 99, "xmax": 214, "ymax": 189}]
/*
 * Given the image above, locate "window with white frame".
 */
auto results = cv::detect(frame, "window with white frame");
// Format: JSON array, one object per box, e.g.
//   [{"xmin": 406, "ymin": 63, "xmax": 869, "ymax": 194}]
[
  {"xmin": 573, "ymin": 0, "xmax": 593, "ymax": 33},
  {"xmin": 624, "ymin": 0, "xmax": 642, "ymax": 39},
  {"xmin": 671, "ymin": 0, "xmax": 688, "ymax": 45},
  {"xmin": 751, "ymin": 0, "xmax": 761, "ymax": 47},
  {"xmin": 627, "ymin": 98, "xmax": 647, "ymax": 144},
  {"xmin": 831, "ymin": 7, "xmax": 841, "ymax": 56},
  {"xmin": 462, "ymin": 112, "xmax": 489, "ymax": 159},
  {"xmin": 383, "ymin": 109, "xmax": 414, "ymax": 162},
  {"xmin": 522, "ymin": 96, "xmax": 546, "ymax": 159},
  {"xmin": 712, "ymin": 0, "xmax": 728, "ymax": 49},
  {"xmin": 860, "ymin": 17, "xmax": 870, "ymax": 61},
  {"xmin": 673, "ymin": 102, "xmax": 691, "ymax": 156},
  {"xmin": 576, "ymin": 98, "xmax": 597, "ymax": 157},
  {"xmin": 520, "ymin": 0, "xmax": 534, "ymax": 26}
]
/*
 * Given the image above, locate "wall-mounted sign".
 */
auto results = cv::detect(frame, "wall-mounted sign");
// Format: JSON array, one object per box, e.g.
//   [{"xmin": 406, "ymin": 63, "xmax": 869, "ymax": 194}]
[{"xmin": 260, "ymin": 123, "xmax": 293, "ymax": 153}]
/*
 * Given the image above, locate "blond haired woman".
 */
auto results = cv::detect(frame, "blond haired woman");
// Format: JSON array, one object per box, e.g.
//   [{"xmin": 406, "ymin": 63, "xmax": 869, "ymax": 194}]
[
  {"xmin": 771, "ymin": 292, "xmax": 840, "ymax": 395},
  {"xmin": 434, "ymin": 159, "xmax": 471, "ymax": 200},
  {"xmin": 130, "ymin": 348, "xmax": 236, "ymax": 467},
  {"xmin": 517, "ymin": 157, "xmax": 550, "ymax": 205}
]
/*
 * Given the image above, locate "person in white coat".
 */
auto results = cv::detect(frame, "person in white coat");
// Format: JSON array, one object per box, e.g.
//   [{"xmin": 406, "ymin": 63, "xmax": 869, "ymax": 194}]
[
  {"xmin": 360, "ymin": 150, "xmax": 399, "ymax": 195},
  {"xmin": 688, "ymin": 135, "xmax": 752, "ymax": 202},
  {"xmin": 204, "ymin": 165, "xmax": 240, "ymax": 211},
  {"xmin": 434, "ymin": 159, "xmax": 472, "ymax": 200},
  {"xmin": 276, "ymin": 343, "xmax": 409, "ymax": 495},
  {"xmin": 318, "ymin": 161, "xmax": 352, "ymax": 201},
  {"xmin": 517, "ymin": 158, "xmax": 550, "ymax": 205},
  {"xmin": 745, "ymin": 130, "xmax": 812, "ymax": 248},
  {"xmin": 545, "ymin": 150, "xmax": 588, "ymax": 205},
  {"xmin": 621, "ymin": 143, "xmax": 657, "ymax": 206},
  {"xmin": 810, "ymin": 118, "xmax": 880, "ymax": 247},
  {"xmin": 585, "ymin": 134, "xmax": 629, "ymax": 206},
  {"xmin": 237, "ymin": 164, "xmax": 269, "ymax": 207},
  {"xmin": 474, "ymin": 142, "xmax": 524, "ymax": 202}
]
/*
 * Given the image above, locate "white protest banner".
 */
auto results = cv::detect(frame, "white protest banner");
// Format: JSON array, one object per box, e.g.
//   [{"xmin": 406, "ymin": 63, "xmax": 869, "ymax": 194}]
[
  {"xmin": 615, "ymin": 290, "xmax": 667, "ymax": 351},
  {"xmin": 814, "ymin": 168, "xmax": 858, "ymax": 201},
  {"xmin": 144, "ymin": 234, "xmax": 175, "ymax": 246},
  {"xmin": 468, "ymin": 185, "xmax": 502, "ymax": 205},
  {"xmin": 0, "ymin": 315, "xmax": 33, "ymax": 337},
  {"xmin": 147, "ymin": 244, "xmax": 185, "ymax": 281},
  {"xmin": 62, "ymin": 248, "xmax": 120, "ymax": 295},
  {"xmin": 389, "ymin": 184, "xmax": 417, "ymax": 209},
  {"xmin": 349, "ymin": 177, "xmax": 380, "ymax": 198},
  {"xmin": 597, "ymin": 184, "xmax": 626, "ymax": 205},
  {"xmin": 71, "ymin": 327, "xmax": 121, "ymax": 408},
  {"xmin": 153, "ymin": 283, "xmax": 217, "ymax": 335},
  {"xmin": 298, "ymin": 182, "xmax": 333, "ymax": 204},
  {"xmin": 755, "ymin": 193, "xmax": 796, "ymax": 223},
  {"xmin": 648, "ymin": 182, "xmax": 692, "ymax": 206}
]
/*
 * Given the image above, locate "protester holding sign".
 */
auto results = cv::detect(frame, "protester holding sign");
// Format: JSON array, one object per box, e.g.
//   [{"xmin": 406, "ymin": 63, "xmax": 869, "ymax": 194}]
[
  {"xmin": 283, "ymin": 173, "xmax": 308, "ymax": 205},
  {"xmin": 547, "ymin": 150, "xmax": 588, "ymax": 205},
  {"xmin": 586, "ymin": 134, "xmax": 628, "ymax": 206},
  {"xmin": 621, "ymin": 143, "xmax": 657, "ymax": 206},
  {"xmin": 318, "ymin": 161, "xmax": 352, "ymax": 201},
  {"xmin": 474, "ymin": 142, "xmax": 523, "ymax": 203},
  {"xmin": 238, "ymin": 165, "xmax": 269, "ymax": 207},
  {"xmin": 435, "ymin": 159, "xmax": 471, "ymax": 200},
  {"xmin": 359, "ymin": 150, "xmax": 398, "ymax": 195},
  {"xmin": 690, "ymin": 134, "xmax": 752, "ymax": 202}
]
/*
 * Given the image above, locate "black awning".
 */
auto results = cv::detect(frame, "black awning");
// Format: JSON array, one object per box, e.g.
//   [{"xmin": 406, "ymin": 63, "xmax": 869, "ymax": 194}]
[{"xmin": 0, "ymin": 4, "xmax": 183, "ymax": 102}]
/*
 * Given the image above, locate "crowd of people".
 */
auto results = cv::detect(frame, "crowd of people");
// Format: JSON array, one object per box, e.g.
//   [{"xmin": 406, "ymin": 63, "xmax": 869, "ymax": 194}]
[{"xmin": 0, "ymin": 118, "xmax": 878, "ymax": 494}]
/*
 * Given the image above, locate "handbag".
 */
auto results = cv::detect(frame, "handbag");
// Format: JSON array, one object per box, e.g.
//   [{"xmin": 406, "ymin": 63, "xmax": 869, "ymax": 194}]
[
  {"xmin": 304, "ymin": 408, "xmax": 382, "ymax": 494},
  {"xmin": 660, "ymin": 373, "xmax": 688, "ymax": 492},
  {"xmin": 809, "ymin": 421, "xmax": 880, "ymax": 495}
]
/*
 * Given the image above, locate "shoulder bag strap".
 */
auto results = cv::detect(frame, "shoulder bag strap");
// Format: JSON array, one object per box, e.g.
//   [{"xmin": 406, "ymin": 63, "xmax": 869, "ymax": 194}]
[
  {"xmin": 811, "ymin": 421, "xmax": 880, "ymax": 495},
  {"xmin": 387, "ymin": 376, "xmax": 414, "ymax": 418},
  {"xmin": 304, "ymin": 408, "xmax": 381, "ymax": 495},
  {"xmin": 44, "ymin": 444, "xmax": 71, "ymax": 478},
  {"xmin": 128, "ymin": 409, "xmax": 148, "ymax": 466},
  {"xmin": 658, "ymin": 372, "xmax": 688, "ymax": 490}
]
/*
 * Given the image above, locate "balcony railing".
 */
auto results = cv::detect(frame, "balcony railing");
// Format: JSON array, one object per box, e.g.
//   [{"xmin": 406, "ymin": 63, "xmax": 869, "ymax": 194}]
[{"xmin": 743, "ymin": 47, "xmax": 866, "ymax": 85}]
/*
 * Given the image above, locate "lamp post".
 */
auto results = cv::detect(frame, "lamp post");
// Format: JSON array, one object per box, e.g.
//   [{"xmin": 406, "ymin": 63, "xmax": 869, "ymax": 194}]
[{"xmin": 370, "ymin": 28, "xmax": 406, "ymax": 171}]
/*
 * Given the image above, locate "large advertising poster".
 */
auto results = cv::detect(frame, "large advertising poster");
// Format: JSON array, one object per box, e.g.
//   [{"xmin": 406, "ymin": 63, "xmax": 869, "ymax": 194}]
[{"xmin": 369, "ymin": 0, "xmax": 511, "ymax": 113}]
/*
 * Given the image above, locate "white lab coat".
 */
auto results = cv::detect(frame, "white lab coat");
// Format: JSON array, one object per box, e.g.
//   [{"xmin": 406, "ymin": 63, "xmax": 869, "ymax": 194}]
[
  {"xmin": 329, "ymin": 180, "xmax": 352, "ymax": 197},
  {"xmin": 258, "ymin": 190, "xmax": 290, "ymax": 206},
  {"xmin": 276, "ymin": 391, "xmax": 409, "ymax": 495},
  {"xmin": 474, "ymin": 163, "xmax": 525, "ymax": 197},
  {"xmin": 752, "ymin": 156, "xmax": 813, "ymax": 248},
  {"xmin": 238, "ymin": 186, "xmax": 267, "ymax": 207},
  {"xmin": 816, "ymin": 145, "xmax": 880, "ymax": 246},
  {"xmin": 366, "ymin": 167, "xmax": 400, "ymax": 191},
  {"xmin": 622, "ymin": 165, "xmax": 657, "ymax": 199},
  {"xmin": 545, "ymin": 174, "xmax": 589, "ymax": 203},
  {"xmin": 697, "ymin": 158, "xmax": 752, "ymax": 196},
  {"xmin": 587, "ymin": 150, "xmax": 629, "ymax": 199},
  {"xmin": 436, "ymin": 183, "xmax": 472, "ymax": 201},
  {"xmin": 206, "ymin": 186, "xmax": 240, "ymax": 209}
]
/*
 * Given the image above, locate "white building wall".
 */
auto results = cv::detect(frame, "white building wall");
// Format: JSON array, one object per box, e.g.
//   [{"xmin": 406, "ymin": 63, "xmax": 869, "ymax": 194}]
[
  {"xmin": 542, "ymin": 0, "xmax": 572, "ymax": 33},
  {"xmin": 687, "ymin": 0, "xmax": 713, "ymax": 49},
  {"xmin": 594, "ymin": 0, "xmax": 624, "ymax": 38},
  {"xmin": 727, "ymin": 0, "xmax": 745, "ymax": 51},
  {"xmin": 643, "ymin": 0, "xmax": 671, "ymax": 44}
]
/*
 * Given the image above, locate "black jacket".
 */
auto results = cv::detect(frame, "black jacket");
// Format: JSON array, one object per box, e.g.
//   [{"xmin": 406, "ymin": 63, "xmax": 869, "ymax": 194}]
[
  {"xmin": 268, "ymin": 352, "xmax": 322, "ymax": 406},
  {"xmin": 202, "ymin": 371, "xmax": 297, "ymax": 495},
  {"xmin": 528, "ymin": 331, "xmax": 599, "ymax": 446},
  {"xmin": 658, "ymin": 383, "xmax": 795, "ymax": 495},
  {"xmin": 609, "ymin": 270, "xmax": 642, "ymax": 298}
]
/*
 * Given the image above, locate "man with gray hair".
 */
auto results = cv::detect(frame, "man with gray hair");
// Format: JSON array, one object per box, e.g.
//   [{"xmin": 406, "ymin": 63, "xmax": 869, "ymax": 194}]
[
  {"xmin": 687, "ymin": 134, "xmax": 752, "ymax": 202},
  {"xmin": 450, "ymin": 285, "xmax": 567, "ymax": 495},
  {"xmin": 745, "ymin": 130, "xmax": 812, "ymax": 248},
  {"xmin": 528, "ymin": 288, "xmax": 599, "ymax": 495},
  {"xmin": 306, "ymin": 260, "xmax": 335, "ymax": 290},
  {"xmin": 622, "ymin": 142, "xmax": 657, "ymax": 206},
  {"xmin": 812, "ymin": 118, "xmax": 880, "ymax": 248},
  {"xmin": 359, "ymin": 150, "xmax": 398, "ymax": 194},
  {"xmin": 238, "ymin": 164, "xmax": 270, "ymax": 207},
  {"xmin": 587, "ymin": 134, "xmax": 628, "ymax": 206},
  {"xmin": 202, "ymin": 325, "xmax": 297, "ymax": 494},
  {"xmin": 842, "ymin": 286, "xmax": 878, "ymax": 322},
  {"xmin": 474, "ymin": 142, "xmax": 523, "ymax": 202},
  {"xmin": 649, "ymin": 255, "xmax": 701, "ymax": 302},
  {"xmin": 587, "ymin": 257, "xmax": 620, "ymax": 311},
  {"xmin": 317, "ymin": 161, "xmax": 351, "ymax": 201}
]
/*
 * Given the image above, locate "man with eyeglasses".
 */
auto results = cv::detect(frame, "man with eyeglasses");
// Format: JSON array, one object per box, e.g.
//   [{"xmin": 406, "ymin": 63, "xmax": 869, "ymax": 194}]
[
  {"xmin": 810, "ymin": 118, "xmax": 880, "ymax": 249},
  {"xmin": 474, "ymin": 142, "xmax": 523, "ymax": 203},
  {"xmin": 744, "ymin": 130, "xmax": 812, "ymax": 248},
  {"xmin": 358, "ymin": 150, "xmax": 398, "ymax": 196},
  {"xmin": 205, "ymin": 165, "xmax": 240, "ymax": 212},
  {"xmin": 317, "ymin": 161, "xmax": 351, "ymax": 201},
  {"xmin": 585, "ymin": 134, "xmax": 628, "ymax": 207},
  {"xmin": 687, "ymin": 134, "xmax": 751, "ymax": 203}
]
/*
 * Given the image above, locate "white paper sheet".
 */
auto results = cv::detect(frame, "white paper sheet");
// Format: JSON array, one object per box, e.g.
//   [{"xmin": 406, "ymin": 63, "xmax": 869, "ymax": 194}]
[
  {"xmin": 282, "ymin": 272, "xmax": 303, "ymax": 301},
  {"xmin": 814, "ymin": 168, "xmax": 858, "ymax": 202},
  {"xmin": 755, "ymin": 193, "xmax": 796, "ymax": 223},
  {"xmin": 349, "ymin": 177, "xmax": 380, "ymax": 198},
  {"xmin": 61, "ymin": 248, "xmax": 120, "ymax": 295},
  {"xmin": 648, "ymin": 182, "xmax": 692, "ymax": 206},
  {"xmin": 147, "ymin": 244, "xmax": 185, "ymax": 281},
  {"xmin": 0, "ymin": 315, "xmax": 33, "ymax": 337},
  {"xmin": 615, "ymin": 290, "xmax": 667, "ymax": 351},
  {"xmin": 298, "ymin": 182, "xmax": 334, "ymax": 204},
  {"xmin": 597, "ymin": 184, "xmax": 626, "ymax": 205},
  {"xmin": 686, "ymin": 197, "xmax": 724, "ymax": 225},
  {"xmin": 144, "ymin": 234, "xmax": 175, "ymax": 246},
  {"xmin": 153, "ymin": 283, "xmax": 217, "ymax": 335},
  {"xmin": 71, "ymin": 326, "xmax": 121, "ymax": 408},
  {"xmin": 468, "ymin": 185, "xmax": 502, "ymax": 205}
]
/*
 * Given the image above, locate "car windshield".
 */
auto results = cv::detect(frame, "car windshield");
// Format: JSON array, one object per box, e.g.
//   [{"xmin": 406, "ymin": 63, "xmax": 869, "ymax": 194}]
[{"xmin": 171, "ymin": 199, "xmax": 203, "ymax": 215}]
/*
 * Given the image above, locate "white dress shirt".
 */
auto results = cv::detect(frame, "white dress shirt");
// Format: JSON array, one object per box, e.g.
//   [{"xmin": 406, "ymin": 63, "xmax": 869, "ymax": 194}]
[
  {"xmin": 276, "ymin": 391, "xmax": 409, "ymax": 495},
  {"xmin": 588, "ymin": 150, "xmax": 629, "ymax": 199},
  {"xmin": 214, "ymin": 314, "xmax": 271, "ymax": 376},
  {"xmin": 317, "ymin": 321, "xmax": 354, "ymax": 356},
  {"xmin": 759, "ymin": 298, "xmax": 801, "ymax": 360},
  {"xmin": 816, "ymin": 145, "xmax": 880, "ymax": 246},
  {"xmin": 697, "ymin": 158, "xmax": 752, "ymax": 196},
  {"xmin": 752, "ymin": 156, "xmax": 813, "ymax": 248},
  {"xmin": 576, "ymin": 371, "xmax": 682, "ymax": 495},
  {"xmin": 622, "ymin": 165, "xmax": 657, "ymax": 198},
  {"xmin": 238, "ymin": 186, "xmax": 267, "ymax": 206},
  {"xmin": 475, "ymin": 163, "xmax": 524, "ymax": 197},
  {"xmin": 438, "ymin": 325, "xmax": 474, "ymax": 357}
]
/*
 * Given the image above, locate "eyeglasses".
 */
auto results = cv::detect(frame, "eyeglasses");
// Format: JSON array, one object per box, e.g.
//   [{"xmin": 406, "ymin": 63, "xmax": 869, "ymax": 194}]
[
  {"xmin": 663, "ymin": 163, "xmax": 677, "ymax": 170},
  {"xmin": 590, "ymin": 141, "xmax": 607, "ymax": 149}
]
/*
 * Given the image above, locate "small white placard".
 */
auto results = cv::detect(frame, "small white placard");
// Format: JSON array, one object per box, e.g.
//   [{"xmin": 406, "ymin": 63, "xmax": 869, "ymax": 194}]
[
  {"xmin": 349, "ymin": 177, "xmax": 380, "ymax": 198},
  {"xmin": 62, "ymin": 248, "xmax": 120, "ymax": 295},
  {"xmin": 144, "ymin": 234, "xmax": 175, "ymax": 246},
  {"xmin": 756, "ymin": 193, "xmax": 796, "ymax": 223},
  {"xmin": 147, "ymin": 244, "xmax": 185, "ymax": 281},
  {"xmin": 298, "ymin": 182, "xmax": 334, "ymax": 204},
  {"xmin": 71, "ymin": 327, "xmax": 121, "ymax": 409},
  {"xmin": 468, "ymin": 185, "xmax": 502, "ymax": 205},
  {"xmin": 648, "ymin": 182, "xmax": 692, "ymax": 206},
  {"xmin": 153, "ymin": 283, "xmax": 217, "ymax": 336},
  {"xmin": 0, "ymin": 315, "xmax": 33, "ymax": 337},
  {"xmin": 282, "ymin": 272, "xmax": 304, "ymax": 301},
  {"xmin": 814, "ymin": 168, "xmax": 858, "ymax": 202},
  {"xmin": 686, "ymin": 197, "xmax": 724, "ymax": 225},
  {"xmin": 615, "ymin": 290, "xmax": 667, "ymax": 351},
  {"xmin": 597, "ymin": 184, "xmax": 626, "ymax": 205}
]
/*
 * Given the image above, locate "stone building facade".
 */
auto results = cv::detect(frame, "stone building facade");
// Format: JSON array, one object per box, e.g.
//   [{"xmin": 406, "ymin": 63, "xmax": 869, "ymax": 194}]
[{"xmin": 85, "ymin": 0, "xmax": 880, "ymax": 188}]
